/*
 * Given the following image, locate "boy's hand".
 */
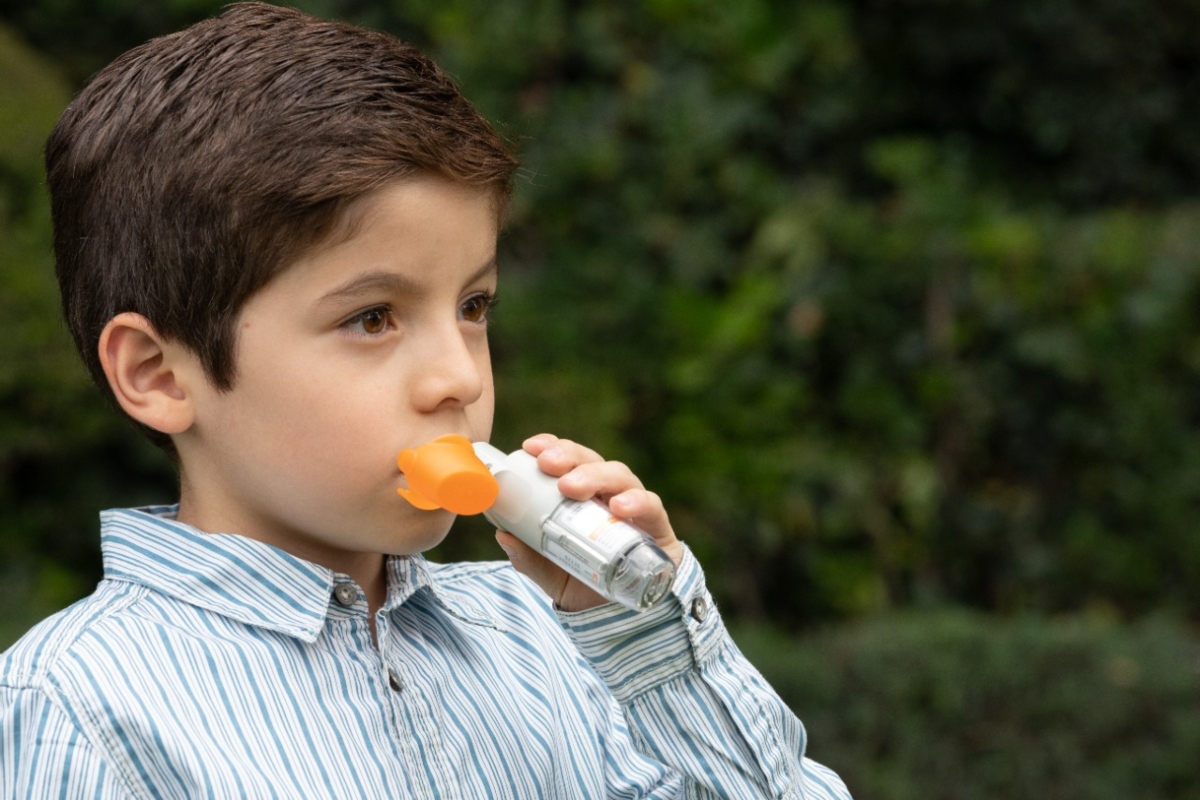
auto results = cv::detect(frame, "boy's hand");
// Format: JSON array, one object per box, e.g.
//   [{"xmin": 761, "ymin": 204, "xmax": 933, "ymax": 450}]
[{"xmin": 495, "ymin": 433, "xmax": 684, "ymax": 613}]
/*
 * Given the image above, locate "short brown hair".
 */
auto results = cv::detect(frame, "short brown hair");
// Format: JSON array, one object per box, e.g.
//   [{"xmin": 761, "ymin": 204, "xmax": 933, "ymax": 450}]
[{"xmin": 47, "ymin": 2, "xmax": 518, "ymax": 449}]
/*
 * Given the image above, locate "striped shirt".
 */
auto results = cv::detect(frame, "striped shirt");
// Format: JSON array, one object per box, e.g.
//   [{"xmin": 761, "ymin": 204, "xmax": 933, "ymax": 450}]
[{"xmin": 1, "ymin": 506, "xmax": 850, "ymax": 798}]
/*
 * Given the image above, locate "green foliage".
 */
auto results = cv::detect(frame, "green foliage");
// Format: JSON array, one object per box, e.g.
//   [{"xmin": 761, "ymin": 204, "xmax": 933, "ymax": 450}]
[
  {"xmin": 4, "ymin": 0, "xmax": 1200, "ymax": 640},
  {"xmin": 388, "ymin": 2, "xmax": 1200, "ymax": 624},
  {"xmin": 0, "ymin": 23, "xmax": 176, "ymax": 644},
  {"xmin": 2, "ymin": 11, "xmax": 1200, "ymax": 799},
  {"xmin": 851, "ymin": 0, "xmax": 1200, "ymax": 205},
  {"xmin": 733, "ymin": 611, "xmax": 1200, "ymax": 800}
]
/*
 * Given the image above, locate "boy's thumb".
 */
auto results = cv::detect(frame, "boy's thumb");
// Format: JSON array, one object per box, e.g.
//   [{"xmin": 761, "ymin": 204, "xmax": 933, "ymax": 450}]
[{"xmin": 495, "ymin": 530, "xmax": 570, "ymax": 604}]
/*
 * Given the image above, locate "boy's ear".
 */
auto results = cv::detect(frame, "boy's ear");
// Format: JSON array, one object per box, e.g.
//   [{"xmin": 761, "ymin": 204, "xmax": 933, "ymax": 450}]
[{"xmin": 98, "ymin": 312, "xmax": 198, "ymax": 435}]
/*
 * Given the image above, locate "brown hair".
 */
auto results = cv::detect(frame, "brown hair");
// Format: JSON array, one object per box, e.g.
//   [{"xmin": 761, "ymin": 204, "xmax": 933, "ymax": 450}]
[{"xmin": 46, "ymin": 2, "xmax": 518, "ymax": 450}]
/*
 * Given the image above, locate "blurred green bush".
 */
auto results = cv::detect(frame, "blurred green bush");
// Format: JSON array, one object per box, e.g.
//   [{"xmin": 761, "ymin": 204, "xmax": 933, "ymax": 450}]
[
  {"xmin": 3, "ymin": 0, "xmax": 1200, "ymax": 641},
  {"xmin": 734, "ymin": 610, "xmax": 1200, "ymax": 800},
  {"xmin": 0, "ymin": 23, "xmax": 177, "ymax": 647}
]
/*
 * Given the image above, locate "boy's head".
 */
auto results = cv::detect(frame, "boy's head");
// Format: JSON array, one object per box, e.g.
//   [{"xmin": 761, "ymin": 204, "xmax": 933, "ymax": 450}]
[{"xmin": 47, "ymin": 2, "xmax": 518, "ymax": 452}]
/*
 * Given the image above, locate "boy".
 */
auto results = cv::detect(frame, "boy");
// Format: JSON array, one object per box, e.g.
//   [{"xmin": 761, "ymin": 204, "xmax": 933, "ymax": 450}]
[{"xmin": 0, "ymin": 4, "xmax": 850, "ymax": 798}]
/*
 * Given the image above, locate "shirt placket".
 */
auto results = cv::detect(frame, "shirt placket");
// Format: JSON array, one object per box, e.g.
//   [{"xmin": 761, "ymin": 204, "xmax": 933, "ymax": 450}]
[
  {"xmin": 373, "ymin": 597, "xmax": 459, "ymax": 799},
  {"xmin": 328, "ymin": 579, "xmax": 431, "ymax": 798}
]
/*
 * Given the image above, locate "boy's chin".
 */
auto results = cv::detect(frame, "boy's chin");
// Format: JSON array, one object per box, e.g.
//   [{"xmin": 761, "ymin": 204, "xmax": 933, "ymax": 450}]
[{"xmin": 382, "ymin": 509, "xmax": 456, "ymax": 555}]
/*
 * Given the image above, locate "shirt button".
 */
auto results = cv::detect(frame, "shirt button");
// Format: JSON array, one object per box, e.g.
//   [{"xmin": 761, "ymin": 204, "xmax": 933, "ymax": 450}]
[
  {"xmin": 333, "ymin": 583, "xmax": 358, "ymax": 607},
  {"xmin": 387, "ymin": 668, "xmax": 403, "ymax": 693},
  {"xmin": 689, "ymin": 596, "xmax": 709, "ymax": 622}
]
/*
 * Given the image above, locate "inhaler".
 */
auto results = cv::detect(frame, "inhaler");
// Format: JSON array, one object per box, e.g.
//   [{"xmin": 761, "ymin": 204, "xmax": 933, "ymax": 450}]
[{"xmin": 396, "ymin": 435, "xmax": 676, "ymax": 611}]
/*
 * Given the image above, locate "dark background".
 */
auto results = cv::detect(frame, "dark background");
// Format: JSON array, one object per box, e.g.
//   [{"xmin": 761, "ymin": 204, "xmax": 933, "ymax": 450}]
[{"xmin": 2, "ymin": 2, "xmax": 1198, "ymax": 796}]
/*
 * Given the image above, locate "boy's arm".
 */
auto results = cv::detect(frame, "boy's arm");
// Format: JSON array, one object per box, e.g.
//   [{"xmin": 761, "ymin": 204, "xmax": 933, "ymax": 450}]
[
  {"xmin": 498, "ymin": 436, "xmax": 851, "ymax": 800},
  {"xmin": 1, "ymin": 685, "xmax": 131, "ymax": 798},
  {"xmin": 557, "ymin": 546, "xmax": 850, "ymax": 799}
]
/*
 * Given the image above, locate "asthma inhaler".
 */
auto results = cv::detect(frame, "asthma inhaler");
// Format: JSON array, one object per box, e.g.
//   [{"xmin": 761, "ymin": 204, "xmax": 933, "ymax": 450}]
[
  {"xmin": 471, "ymin": 441, "xmax": 676, "ymax": 611},
  {"xmin": 396, "ymin": 436, "xmax": 676, "ymax": 611}
]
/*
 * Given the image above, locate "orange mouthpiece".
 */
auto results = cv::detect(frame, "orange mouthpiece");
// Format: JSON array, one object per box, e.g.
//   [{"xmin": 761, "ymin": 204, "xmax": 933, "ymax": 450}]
[{"xmin": 396, "ymin": 434, "xmax": 499, "ymax": 516}]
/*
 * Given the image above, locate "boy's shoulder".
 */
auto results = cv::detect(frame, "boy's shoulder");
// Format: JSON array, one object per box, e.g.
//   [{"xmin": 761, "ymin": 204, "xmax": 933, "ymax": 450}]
[
  {"xmin": 0, "ymin": 557, "xmax": 569, "ymax": 694},
  {"xmin": 0, "ymin": 579, "xmax": 145, "ymax": 691}
]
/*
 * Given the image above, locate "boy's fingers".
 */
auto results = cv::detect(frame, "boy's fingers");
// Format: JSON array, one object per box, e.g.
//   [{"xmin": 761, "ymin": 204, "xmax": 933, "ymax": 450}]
[
  {"xmin": 609, "ymin": 488, "xmax": 664, "ymax": 526},
  {"xmin": 521, "ymin": 433, "xmax": 558, "ymax": 455},
  {"xmin": 608, "ymin": 489, "xmax": 684, "ymax": 564},
  {"xmin": 523, "ymin": 435, "xmax": 603, "ymax": 477},
  {"xmin": 495, "ymin": 531, "xmax": 564, "ymax": 595},
  {"xmin": 557, "ymin": 460, "xmax": 643, "ymax": 500},
  {"xmin": 513, "ymin": 432, "xmax": 683, "ymax": 572}
]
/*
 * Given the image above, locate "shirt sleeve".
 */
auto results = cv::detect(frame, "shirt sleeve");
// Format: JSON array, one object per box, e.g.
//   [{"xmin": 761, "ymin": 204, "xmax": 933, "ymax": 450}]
[
  {"xmin": 556, "ymin": 545, "xmax": 852, "ymax": 800},
  {"xmin": 1, "ymin": 685, "xmax": 131, "ymax": 799}
]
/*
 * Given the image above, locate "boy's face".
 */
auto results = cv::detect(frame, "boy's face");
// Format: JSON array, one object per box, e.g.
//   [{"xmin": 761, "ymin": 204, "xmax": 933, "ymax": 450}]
[{"xmin": 174, "ymin": 177, "xmax": 498, "ymax": 573}]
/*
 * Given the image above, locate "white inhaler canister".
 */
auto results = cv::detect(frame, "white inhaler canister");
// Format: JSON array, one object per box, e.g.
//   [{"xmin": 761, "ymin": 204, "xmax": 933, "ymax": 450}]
[{"xmin": 471, "ymin": 442, "xmax": 676, "ymax": 611}]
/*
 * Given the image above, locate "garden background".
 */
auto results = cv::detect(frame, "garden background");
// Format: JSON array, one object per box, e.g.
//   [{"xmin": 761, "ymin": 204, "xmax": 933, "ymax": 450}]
[{"xmin": 2, "ymin": 1, "xmax": 1198, "ymax": 796}]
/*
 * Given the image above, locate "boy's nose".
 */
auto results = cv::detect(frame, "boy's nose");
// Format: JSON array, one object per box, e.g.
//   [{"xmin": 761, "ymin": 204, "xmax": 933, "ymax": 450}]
[{"xmin": 411, "ymin": 327, "xmax": 487, "ymax": 412}]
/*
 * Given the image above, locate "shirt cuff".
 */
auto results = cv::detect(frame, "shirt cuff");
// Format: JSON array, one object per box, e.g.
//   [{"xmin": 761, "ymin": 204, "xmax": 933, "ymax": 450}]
[{"xmin": 555, "ymin": 543, "xmax": 726, "ymax": 703}]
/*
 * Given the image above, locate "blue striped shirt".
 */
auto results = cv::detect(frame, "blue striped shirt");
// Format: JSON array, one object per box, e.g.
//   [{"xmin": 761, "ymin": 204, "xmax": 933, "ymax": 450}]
[{"xmin": 1, "ymin": 506, "xmax": 850, "ymax": 798}]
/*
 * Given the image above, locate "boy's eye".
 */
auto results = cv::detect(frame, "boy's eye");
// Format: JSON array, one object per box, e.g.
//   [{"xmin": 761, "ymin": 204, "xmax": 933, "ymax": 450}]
[
  {"xmin": 343, "ymin": 306, "xmax": 393, "ymax": 336},
  {"xmin": 460, "ymin": 292, "xmax": 498, "ymax": 324}
]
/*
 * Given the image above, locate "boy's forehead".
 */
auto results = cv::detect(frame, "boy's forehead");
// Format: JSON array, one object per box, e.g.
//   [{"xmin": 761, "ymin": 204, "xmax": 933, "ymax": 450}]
[
  {"xmin": 265, "ymin": 177, "xmax": 501, "ymax": 293},
  {"xmin": 310, "ymin": 176, "xmax": 503, "ymax": 255}
]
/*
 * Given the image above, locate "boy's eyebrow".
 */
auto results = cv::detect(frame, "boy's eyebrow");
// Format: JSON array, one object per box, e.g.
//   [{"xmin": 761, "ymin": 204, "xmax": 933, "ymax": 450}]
[
  {"xmin": 465, "ymin": 256, "xmax": 499, "ymax": 286},
  {"xmin": 316, "ymin": 257, "xmax": 498, "ymax": 306}
]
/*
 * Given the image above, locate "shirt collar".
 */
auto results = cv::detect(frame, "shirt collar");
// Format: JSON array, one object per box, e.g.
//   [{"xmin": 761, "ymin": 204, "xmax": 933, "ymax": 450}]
[
  {"xmin": 100, "ymin": 506, "xmax": 500, "ymax": 642},
  {"xmin": 382, "ymin": 555, "xmax": 503, "ymax": 630}
]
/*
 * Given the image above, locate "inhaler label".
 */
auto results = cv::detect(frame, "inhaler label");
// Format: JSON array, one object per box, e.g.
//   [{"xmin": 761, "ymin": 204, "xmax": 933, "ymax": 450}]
[{"xmin": 541, "ymin": 501, "xmax": 643, "ymax": 589}]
